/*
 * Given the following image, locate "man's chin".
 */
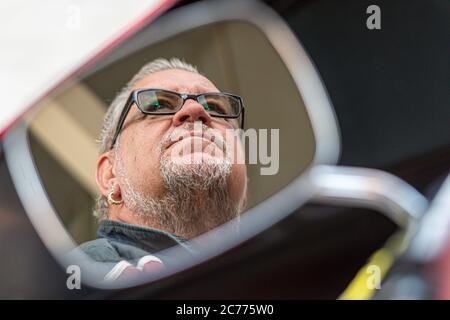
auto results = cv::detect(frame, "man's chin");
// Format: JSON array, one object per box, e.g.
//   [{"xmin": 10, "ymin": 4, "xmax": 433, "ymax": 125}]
[{"xmin": 161, "ymin": 151, "xmax": 232, "ymax": 191}]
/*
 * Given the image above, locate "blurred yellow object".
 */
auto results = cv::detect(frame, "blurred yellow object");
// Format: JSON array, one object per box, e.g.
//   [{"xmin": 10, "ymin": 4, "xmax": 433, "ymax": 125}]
[{"xmin": 339, "ymin": 232, "xmax": 408, "ymax": 300}]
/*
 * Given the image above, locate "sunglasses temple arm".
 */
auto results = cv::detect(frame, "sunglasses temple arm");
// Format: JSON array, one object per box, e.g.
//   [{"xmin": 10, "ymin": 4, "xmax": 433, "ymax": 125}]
[
  {"xmin": 240, "ymin": 107, "xmax": 245, "ymax": 129},
  {"xmin": 110, "ymin": 96, "xmax": 134, "ymax": 149}
]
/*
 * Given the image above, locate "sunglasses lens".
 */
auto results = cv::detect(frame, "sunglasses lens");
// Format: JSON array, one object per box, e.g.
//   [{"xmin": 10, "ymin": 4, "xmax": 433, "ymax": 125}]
[
  {"xmin": 137, "ymin": 90, "xmax": 181, "ymax": 113},
  {"xmin": 199, "ymin": 94, "xmax": 241, "ymax": 117}
]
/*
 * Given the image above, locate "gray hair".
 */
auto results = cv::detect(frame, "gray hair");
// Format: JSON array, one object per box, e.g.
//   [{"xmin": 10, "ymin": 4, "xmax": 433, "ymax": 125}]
[{"xmin": 94, "ymin": 58, "xmax": 200, "ymax": 220}]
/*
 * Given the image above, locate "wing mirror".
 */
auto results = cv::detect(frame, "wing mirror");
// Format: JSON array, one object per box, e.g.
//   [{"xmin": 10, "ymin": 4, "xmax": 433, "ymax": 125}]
[{"xmin": 3, "ymin": 0, "xmax": 437, "ymax": 290}]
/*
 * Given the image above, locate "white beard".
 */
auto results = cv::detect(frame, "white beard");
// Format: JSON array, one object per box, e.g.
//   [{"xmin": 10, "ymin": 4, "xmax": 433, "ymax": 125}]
[{"xmin": 114, "ymin": 123, "xmax": 240, "ymax": 239}]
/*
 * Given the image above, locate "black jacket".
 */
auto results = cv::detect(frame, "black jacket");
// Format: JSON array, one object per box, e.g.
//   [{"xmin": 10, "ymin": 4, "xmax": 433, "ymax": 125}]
[{"xmin": 68, "ymin": 220, "xmax": 195, "ymax": 283}]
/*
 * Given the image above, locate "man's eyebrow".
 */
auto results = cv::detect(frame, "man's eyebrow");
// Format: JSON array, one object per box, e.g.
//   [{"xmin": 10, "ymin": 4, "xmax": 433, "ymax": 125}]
[
  {"xmin": 154, "ymin": 84, "xmax": 219, "ymax": 94},
  {"xmin": 195, "ymin": 86, "xmax": 220, "ymax": 94}
]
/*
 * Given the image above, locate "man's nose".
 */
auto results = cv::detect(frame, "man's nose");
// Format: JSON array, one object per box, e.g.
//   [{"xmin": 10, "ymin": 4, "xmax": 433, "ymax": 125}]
[{"xmin": 172, "ymin": 99, "xmax": 213, "ymax": 127}]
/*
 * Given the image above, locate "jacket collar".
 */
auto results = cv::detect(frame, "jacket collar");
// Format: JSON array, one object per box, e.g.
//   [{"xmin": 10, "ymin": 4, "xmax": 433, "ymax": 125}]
[{"xmin": 97, "ymin": 220, "xmax": 192, "ymax": 253}]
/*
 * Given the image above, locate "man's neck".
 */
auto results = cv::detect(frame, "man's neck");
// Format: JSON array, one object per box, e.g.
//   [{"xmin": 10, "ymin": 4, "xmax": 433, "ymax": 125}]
[{"xmin": 107, "ymin": 209, "xmax": 169, "ymax": 235}]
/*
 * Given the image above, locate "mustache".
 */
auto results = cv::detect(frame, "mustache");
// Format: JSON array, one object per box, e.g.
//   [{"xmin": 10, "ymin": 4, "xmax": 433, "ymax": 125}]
[{"xmin": 159, "ymin": 122, "xmax": 227, "ymax": 154}]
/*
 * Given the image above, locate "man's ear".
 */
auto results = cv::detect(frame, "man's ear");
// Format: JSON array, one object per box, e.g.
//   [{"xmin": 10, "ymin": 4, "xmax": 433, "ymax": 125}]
[{"xmin": 95, "ymin": 152, "xmax": 117, "ymax": 197}]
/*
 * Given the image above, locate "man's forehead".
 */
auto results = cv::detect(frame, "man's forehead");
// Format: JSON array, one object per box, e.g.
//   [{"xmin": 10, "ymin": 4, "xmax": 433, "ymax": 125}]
[{"xmin": 132, "ymin": 69, "xmax": 220, "ymax": 93}]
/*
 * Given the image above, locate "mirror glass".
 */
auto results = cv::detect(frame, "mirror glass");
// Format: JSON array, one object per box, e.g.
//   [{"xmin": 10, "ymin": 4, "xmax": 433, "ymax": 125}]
[{"xmin": 26, "ymin": 20, "xmax": 316, "ymax": 244}]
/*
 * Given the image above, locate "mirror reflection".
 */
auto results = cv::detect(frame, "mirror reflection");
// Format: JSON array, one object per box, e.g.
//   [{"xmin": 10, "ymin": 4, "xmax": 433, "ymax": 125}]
[{"xmin": 25, "ymin": 20, "xmax": 316, "ymax": 283}]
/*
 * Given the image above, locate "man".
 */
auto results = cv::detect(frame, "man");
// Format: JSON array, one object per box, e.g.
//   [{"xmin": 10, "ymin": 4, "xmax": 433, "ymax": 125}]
[{"xmin": 75, "ymin": 58, "xmax": 247, "ymax": 282}]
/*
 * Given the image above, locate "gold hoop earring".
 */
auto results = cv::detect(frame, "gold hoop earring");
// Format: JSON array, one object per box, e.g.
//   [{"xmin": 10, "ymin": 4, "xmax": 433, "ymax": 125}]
[{"xmin": 107, "ymin": 191, "xmax": 123, "ymax": 206}]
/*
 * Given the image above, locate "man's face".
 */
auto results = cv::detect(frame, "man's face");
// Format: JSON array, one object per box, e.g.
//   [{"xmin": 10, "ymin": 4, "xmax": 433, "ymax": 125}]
[{"xmin": 105, "ymin": 69, "xmax": 247, "ymax": 237}]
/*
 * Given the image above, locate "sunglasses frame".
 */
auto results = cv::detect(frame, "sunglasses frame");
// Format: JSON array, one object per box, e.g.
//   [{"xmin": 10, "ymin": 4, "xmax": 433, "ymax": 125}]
[{"xmin": 110, "ymin": 88, "xmax": 245, "ymax": 149}]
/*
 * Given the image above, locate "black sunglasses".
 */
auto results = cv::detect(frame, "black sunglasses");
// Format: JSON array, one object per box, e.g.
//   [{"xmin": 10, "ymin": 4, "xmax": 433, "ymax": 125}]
[{"xmin": 110, "ymin": 88, "xmax": 245, "ymax": 149}]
